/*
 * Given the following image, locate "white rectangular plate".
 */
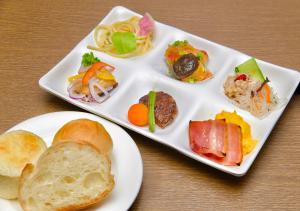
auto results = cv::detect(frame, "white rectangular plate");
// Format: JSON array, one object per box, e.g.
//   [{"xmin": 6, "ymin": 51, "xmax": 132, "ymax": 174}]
[{"xmin": 39, "ymin": 6, "xmax": 300, "ymax": 176}]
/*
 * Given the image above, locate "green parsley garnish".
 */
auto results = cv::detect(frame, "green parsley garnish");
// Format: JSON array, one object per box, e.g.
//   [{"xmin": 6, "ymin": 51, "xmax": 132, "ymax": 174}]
[
  {"xmin": 112, "ymin": 32, "xmax": 137, "ymax": 54},
  {"xmin": 196, "ymin": 52, "xmax": 203, "ymax": 60},
  {"xmin": 81, "ymin": 52, "xmax": 100, "ymax": 67},
  {"xmin": 172, "ymin": 40, "xmax": 188, "ymax": 46}
]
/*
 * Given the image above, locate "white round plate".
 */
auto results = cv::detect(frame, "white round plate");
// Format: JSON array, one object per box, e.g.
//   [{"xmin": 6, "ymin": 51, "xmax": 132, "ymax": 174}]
[{"xmin": 0, "ymin": 111, "xmax": 143, "ymax": 211}]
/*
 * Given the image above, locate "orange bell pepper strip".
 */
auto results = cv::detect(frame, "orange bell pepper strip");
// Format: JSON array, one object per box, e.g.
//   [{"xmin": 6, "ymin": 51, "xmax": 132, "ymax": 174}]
[{"xmin": 82, "ymin": 62, "xmax": 114, "ymax": 86}]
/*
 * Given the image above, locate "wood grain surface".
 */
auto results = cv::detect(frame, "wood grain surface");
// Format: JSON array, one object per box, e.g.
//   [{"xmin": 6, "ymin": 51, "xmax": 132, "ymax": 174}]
[{"xmin": 0, "ymin": 0, "xmax": 299, "ymax": 210}]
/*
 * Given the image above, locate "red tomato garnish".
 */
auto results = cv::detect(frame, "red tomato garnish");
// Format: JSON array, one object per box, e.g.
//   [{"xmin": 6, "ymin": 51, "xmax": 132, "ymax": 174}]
[{"xmin": 235, "ymin": 74, "xmax": 247, "ymax": 81}]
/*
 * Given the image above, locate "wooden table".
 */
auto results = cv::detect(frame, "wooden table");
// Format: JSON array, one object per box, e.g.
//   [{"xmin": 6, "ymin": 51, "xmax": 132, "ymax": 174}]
[{"xmin": 1, "ymin": 0, "xmax": 300, "ymax": 210}]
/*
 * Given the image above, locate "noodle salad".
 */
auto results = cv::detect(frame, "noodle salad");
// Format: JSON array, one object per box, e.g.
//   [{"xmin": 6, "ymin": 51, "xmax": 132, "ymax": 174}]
[
  {"xmin": 224, "ymin": 58, "xmax": 279, "ymax": 118},
  {"xmin": 88, "ymin": 13, "xmax": 155, "ymax": 58}
]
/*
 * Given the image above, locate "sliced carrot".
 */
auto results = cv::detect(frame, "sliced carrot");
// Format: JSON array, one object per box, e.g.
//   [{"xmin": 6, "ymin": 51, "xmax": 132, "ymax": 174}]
[
  {"xmin": 82, "ymin": 62, "xmax": 114, "ymax": 86},
  {"xmin": 264, "ymin": 84, "xmax": 271, "ymax": 104},
  {"xmin": 166, "ymin": 50, "xmax": 180, "ymax": 62},
  {"xmin": 128, "ymin": 104, "xmax": 149, "ymax": 126}
]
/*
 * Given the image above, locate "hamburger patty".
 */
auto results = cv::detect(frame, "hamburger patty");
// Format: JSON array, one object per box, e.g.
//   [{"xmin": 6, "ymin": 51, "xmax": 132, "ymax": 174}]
[{"xmin": 139, "ymin": 91, "xmax": 178, "ymax": 128}]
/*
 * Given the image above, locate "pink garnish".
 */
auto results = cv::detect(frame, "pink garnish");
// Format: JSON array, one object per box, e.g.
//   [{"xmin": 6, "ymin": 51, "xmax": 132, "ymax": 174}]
[{"xmin": 138, "ymin": 13, "xmax": 155, "ymax": 36}]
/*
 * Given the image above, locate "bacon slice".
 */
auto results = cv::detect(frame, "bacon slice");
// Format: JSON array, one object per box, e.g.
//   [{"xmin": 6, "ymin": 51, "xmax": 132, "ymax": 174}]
[
  {"xmin": 189, "ymin": 120, "xmax": 226, "ymax": 158},
  {"xmin": 209, "ymin": 120, "xmax": 227, "ymax": 157},
  {"xmin": 189, "ymin": 120, "xmax": 243, "ymax": 166},
  {"xmin": 189, "ymin": 120, "xmax": 211, "ymax": 155},
  {"xmin": 222, "ymin": 123, "xmax": 243, "ymax": 166}
]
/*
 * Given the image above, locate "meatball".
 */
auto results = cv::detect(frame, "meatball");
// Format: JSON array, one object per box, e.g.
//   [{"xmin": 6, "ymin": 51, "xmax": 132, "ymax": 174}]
[{"xmin": 139, "ymin": 91, "xmax": 178, "ymax": 128}]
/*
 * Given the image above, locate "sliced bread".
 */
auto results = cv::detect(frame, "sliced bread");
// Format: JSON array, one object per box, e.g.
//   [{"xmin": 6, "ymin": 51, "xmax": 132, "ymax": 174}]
[{"xmin": 19, "ymin": 141, "xmax": 114, "ymax": 211}]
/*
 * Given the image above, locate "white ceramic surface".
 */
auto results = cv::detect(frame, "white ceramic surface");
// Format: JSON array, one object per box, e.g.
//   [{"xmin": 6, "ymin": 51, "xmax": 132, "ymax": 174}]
[
  {"xmin": 0, "ymin": 111, "xmax": 143, "ymax": 211},
  {"xmin": 39, "ymin": 6, "xmax": 300, "ymax": 176}
]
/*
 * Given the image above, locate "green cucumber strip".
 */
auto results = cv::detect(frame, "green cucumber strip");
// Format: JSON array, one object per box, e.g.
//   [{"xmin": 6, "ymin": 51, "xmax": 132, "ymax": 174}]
[
  {"xmin": 235, "ymin": 58, "xmax": 265, "ymax": 82},
  {"xmin": 148, "ymin": 91, "xmax": 156, "ymax": 133}
]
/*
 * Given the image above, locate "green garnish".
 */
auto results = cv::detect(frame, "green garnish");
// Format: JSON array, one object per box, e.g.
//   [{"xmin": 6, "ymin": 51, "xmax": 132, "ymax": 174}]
[
  {"xmin": 148, "ymin": 91, "xmax": 156, "ymax": 133},
  {"xmin": 173, "ymin": 40, "xmax": 188, "ymax": 46},
  {"xmin": 188, "ymin": 78, "xmax": 196, "ymax": 83},
  {"xmin": 235, "ymin": 58, "xmax": 265, "ymax": 82},
  {"xmin": 112, "ymin": 32, "xmax": 137, "ymax": 54},
  {"xmin": 81, "ymin": 52, "xmax": 100, "ymax": 67},
  {"xmin": 196, "ymin": 52, "xmax": 203, "ymax": 60}
]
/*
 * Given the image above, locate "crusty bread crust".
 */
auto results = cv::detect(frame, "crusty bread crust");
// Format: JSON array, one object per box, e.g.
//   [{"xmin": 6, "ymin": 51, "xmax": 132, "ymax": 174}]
[
  {"xmin": 19, "ymin": 142, "xmax": 115, "ymax": 211},
  {"xmin": 53, "ymin": 119, "xmax": 113, "ymax": 155},
  {"xmin": 19, "ymin": 163, "xmax": 34, "ymax": 211}
]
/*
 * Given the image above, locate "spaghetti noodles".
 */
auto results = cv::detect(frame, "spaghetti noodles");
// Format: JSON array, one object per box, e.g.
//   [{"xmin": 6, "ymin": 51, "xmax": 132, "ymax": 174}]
[{"xmin": 88, "ymin": 14, "xmax": 154, "ymax": 58}]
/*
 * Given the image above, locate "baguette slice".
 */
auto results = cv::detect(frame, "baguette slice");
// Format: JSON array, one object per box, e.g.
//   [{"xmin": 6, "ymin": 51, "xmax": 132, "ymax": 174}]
[{"xmin": 19, "ymin": 142, "xmax": 114, "ymax": 211}]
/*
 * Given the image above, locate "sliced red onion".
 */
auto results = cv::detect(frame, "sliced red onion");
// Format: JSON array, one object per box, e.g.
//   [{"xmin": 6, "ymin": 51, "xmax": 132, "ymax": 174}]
[
  {"xmin": 104, "ymin": 65, "xmax": 115, "ymax": 72},
  {"xmin": 105, "ymin": 86, "xmax": 114, "ymax": 93},
  {"xmin": 138, "ymin": 13, "xmax": 155, "ymax": 36},
  {"xmin": 68, "ymin": 79, "xmax": 85, "ymax": 99},
  {"xmin": 82, "ymin": 94, "xmax": 94, "ymax": 102},
  {"xmin": 89, "ymin": 78, "xmax": 110, "ymax": 103}
]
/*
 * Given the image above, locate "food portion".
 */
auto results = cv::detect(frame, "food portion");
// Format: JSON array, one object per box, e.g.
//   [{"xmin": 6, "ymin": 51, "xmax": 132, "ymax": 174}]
[
  {"xmin": 164, "ymin": 40, "xmax": 213, "ymax": 83},
  {"xmin": 128, "ymin": 103, "xmax": 149, "ymax": 127},
  {"xmin": 189, "ymin": 111, "xmax": 257, "ymax": 166},
  {"xmin": 17, "ymin": 118, "xmax": 115, "ymax": 211},
  {"xmin": 19, "ymin": 142, "xmax": 114, "ymax": 211},
  {"xmin": 189, "ymin": 120, "xmax": 243, "ymax": 166},
  {"xmin": 67, "ymin": 52, "xmax": 118, "ymax": 104},
  {"xmin": 88, "ymin": 13, "xmax": 155, "ymax": 58},
  {"xmin": 0, "ymin": 130, "xmax": 47, "ymax": 199},
  {"xmin": 0, "ymin": 118, "xmax": 115, "ymax": 210},
  {"xmin": 224, "ymin": 58, "xmax": 278, "ymax": 118},
  {"xmin": 53, "ymin": 118, "xmax": 113, "ymax": 155},
  {"xmin": 215, "ymin": 111, "xmax": 257, "ymax": 155},
  {"xmin": 128, "ymin": 91, "xmax": 178, "ymax": 132}
]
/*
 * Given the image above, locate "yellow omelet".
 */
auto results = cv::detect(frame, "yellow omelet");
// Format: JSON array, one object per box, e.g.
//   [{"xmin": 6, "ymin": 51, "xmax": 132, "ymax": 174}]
[{"xmin": 215, "ymin": 111, "xmax": 257, "ymax": 155}]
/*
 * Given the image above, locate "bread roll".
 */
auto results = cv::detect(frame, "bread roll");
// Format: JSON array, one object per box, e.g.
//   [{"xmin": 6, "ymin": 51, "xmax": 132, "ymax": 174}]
[
  {"xmin": 0, "ymin": 130, "xmax": 47, "ymax": 199},
  {"xmin": 0, "ymin": 175, "xmax": 19, "ymax": 199},
  {"xmin": 19, "ymin": 142, "xmax": 115, "ymax": 211},
  {"xmin": 53, "ymin": 119, "xmax": 113, "ymax": 155}
]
